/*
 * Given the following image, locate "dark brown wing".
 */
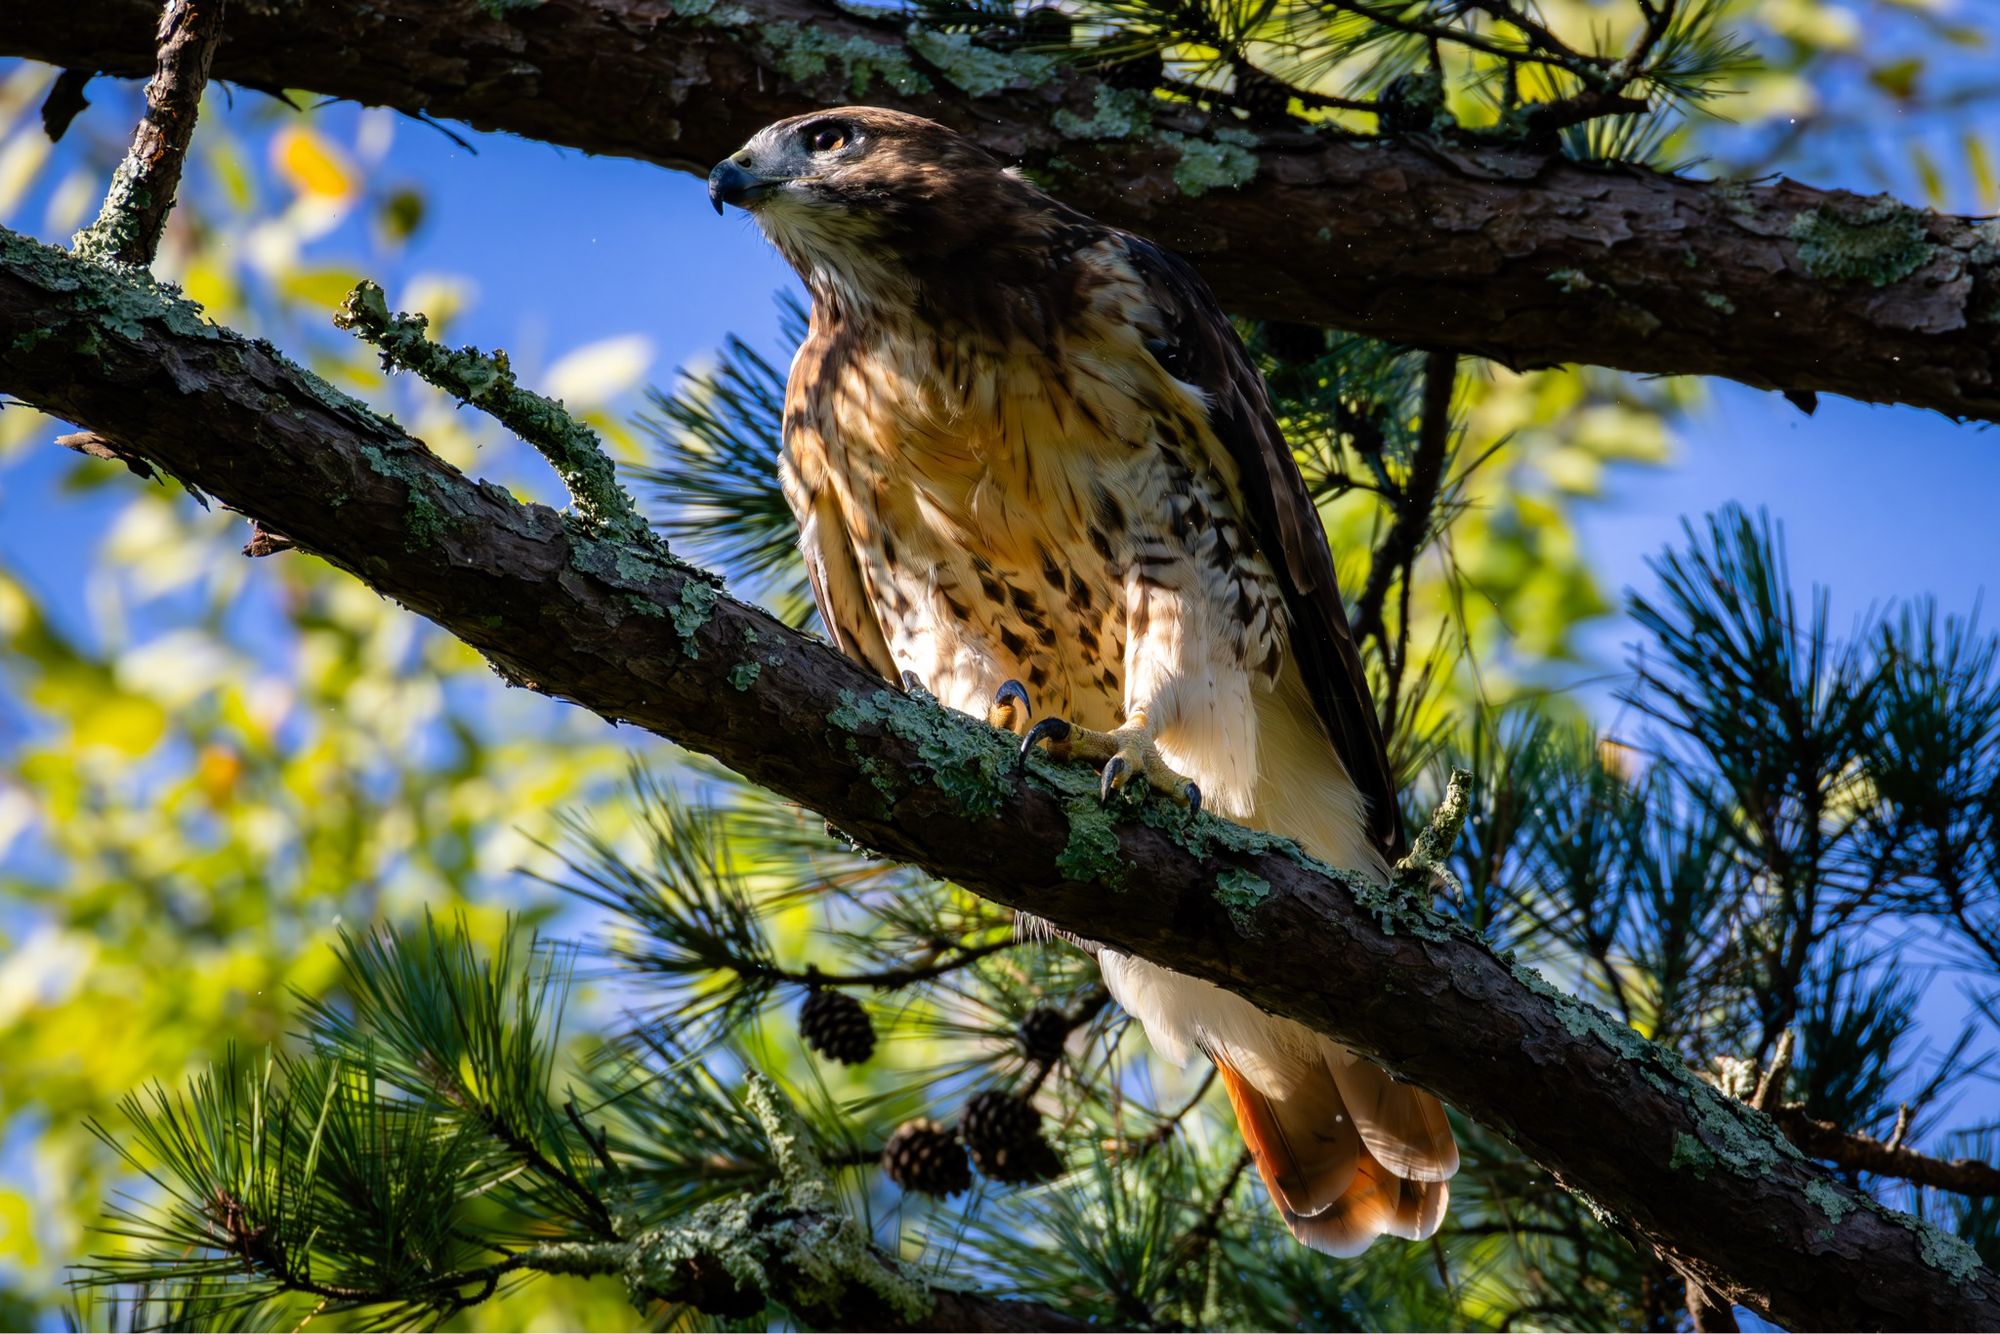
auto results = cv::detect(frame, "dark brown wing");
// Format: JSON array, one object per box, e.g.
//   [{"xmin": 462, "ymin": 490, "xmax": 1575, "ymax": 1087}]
[{"xmin": 1117, "ymin": 233, "xmax": 1404, "ymax": 861}]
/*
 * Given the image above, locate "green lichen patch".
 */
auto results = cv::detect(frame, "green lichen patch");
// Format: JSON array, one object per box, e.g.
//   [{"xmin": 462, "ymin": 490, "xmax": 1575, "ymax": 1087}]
[
  {"xmin": 1056, "ymin": 796, "xmax": 1126, "ymax": 887},
  {"xmin": 5, "ymin": 225, "xmax": 218, "ymax": 347},
  {"xmin": 906, "ymin": 28, "xmax": 1057, "ymax": 97},
  {"xmin": 664, "ymin": 0, "xmax": 755, "ymax": 23},
  {"xmin": 758, "ymin": 23, "xmax": 932, "ymax": 97},
  {"xmin": 1160, "ymin": 132, "xmax": 1259, "ymax": 197},
  {"xmin": 403, "ymin": 492, "xmax": 451, "ymax": 552},
  {"xmin": 1052, "ymin": 87, "xmax": 1157, "ymax": 141},
  {"xmin": 1213, "ymin": 867, "xmax": 1272, "ymax": 934},
  {"xmin": 1548, "ymin": 268, "xmax": 1596, "ymax": 294},
  {"xmin": 729, "ymin": 661, "xmax": 763, "ymax": 691},
  {"xmin": 1701, "ymin": 291, "xmax": 1736, "ymax": 314},
  {"xmin": 671, "ymin": 579, "xmax": 721, "ymax": 655},
  {"xmin": 826, "ymin": 689, "xmax": 1015, "ymax": 820},
  {"xmin": 474, "ymin": 0, "xmax": 545, "ymax": 15},
  {"xmin": 1669, "ymin": 1131, "xmax": 1715, "ymax": 1179},
  {"xmin": 1911, "ymin": 1215, "xmax": 1986, "ymax": 1283},
  {"xmin": 1805, "ymin": 1177, "xmax": 1854, "ymax": 1224},
  {"xmin": 1788, "ymin": 199, "xmax": 1932, "ymax": 287}
]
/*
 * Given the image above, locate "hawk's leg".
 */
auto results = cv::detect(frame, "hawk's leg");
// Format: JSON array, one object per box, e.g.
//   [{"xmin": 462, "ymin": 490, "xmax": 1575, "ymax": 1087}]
[{"xmin": 1022, "ymin": 710, "xmax": 1202, "ymax": 814}]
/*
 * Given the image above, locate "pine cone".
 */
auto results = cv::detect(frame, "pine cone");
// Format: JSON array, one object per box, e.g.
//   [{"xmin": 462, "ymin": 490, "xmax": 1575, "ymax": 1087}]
[
  {"xmin": 882, "ymin": 1119, "xmax": 973, "ymax": 1197},
  {"xmin": 1017, "ymin": 1006, "xmax": 1070, "ymax": 1065},
  {"xmin": 798, "ymin": 987, "xmax": 876, "ymax": 1065},
  {"xmin": 961, "ymin": 1090, "xmax": 1061, "ymax": 1185}
]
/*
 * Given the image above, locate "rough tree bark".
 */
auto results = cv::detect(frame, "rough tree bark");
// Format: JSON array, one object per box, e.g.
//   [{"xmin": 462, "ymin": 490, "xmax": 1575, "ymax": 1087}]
[
  {"xmin": 67, "ymin": 0, "xmax": 225, "ymax": 265},
  {"xmin": 7, "ymin": 0, "xmax": 2000, "ymax": 420},
  {"xmin": 1, "ymin": 227, "xmax": 1993, "ymax": 1331}
]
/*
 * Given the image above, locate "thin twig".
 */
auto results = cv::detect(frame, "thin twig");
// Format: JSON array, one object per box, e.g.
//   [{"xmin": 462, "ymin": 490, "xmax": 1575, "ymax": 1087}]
[
  {"xmin": 1106, "ymin": 1065, "xmax": 1219, "ymax": 1159},
  {"xmin": 795, "ymin": 938, "xmax": 1019, "ymax": 989},
  {"xmin": 73, "ymin": 0, "xmax": 228, "ymax": 266},
  {"xmin": 1885, "ymin": 1104, "xmax": 1913, "ymax": 1153},
  {"xmin": 1355, "ymin": 348, "xmax": 1455, "ymax": 730},
  {"xmin": 1750, "ymin": 1029, "xmax": 1794, "ymax": 1112}
]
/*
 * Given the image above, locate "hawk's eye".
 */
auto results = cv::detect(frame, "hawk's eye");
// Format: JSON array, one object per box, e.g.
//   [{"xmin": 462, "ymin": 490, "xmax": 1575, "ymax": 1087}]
[{"xmin": 808, "ymin": 124, "xmax": 849, "ymax": 154}]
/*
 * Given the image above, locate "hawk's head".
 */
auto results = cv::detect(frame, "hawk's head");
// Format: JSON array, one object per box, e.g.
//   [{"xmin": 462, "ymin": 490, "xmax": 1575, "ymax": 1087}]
[{"xmin": 709, "ymin": 107, "xmax": 1069, "ymax": 312}]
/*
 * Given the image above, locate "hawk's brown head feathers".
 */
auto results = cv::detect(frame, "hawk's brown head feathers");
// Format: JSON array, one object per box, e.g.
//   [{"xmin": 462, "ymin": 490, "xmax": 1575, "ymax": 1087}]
[{"xmin": 709, "ymin": 107, "xmax": 1089, "ymax": 332}]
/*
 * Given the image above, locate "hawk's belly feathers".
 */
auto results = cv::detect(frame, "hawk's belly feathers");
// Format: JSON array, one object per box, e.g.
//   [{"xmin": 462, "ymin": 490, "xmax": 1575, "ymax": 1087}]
[{"xmin": 791, "ymin": 316, "xmax": 1288, "ymax": 819}]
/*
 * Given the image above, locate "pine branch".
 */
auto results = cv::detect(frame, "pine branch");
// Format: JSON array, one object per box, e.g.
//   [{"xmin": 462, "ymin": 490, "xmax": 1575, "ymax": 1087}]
[
  {"xmin": 7, "ymin": 228, "xmax": 2000, "ymax": 1331},
  {"xmin": 70, "ymin": 0, "xmax": 225, "ymax": 266},
  {"xmin": 1772, "ymin": 1107, "xmax": 2000, "ymax": 1198},
  {"xmin": 524, "ymin": 1076, "xmax": 1096, "ymax": 1331},
  {"xmin": 15, "ymin": 0, "xmax": 2000, "ymax": 420},
  {"xmin": 87, "ymin": 1045, "xmax": 1089, "ymax": 1331}
]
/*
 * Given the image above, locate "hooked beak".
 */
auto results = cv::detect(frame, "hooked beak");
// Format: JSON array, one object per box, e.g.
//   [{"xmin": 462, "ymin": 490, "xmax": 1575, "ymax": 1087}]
[{"xmin": 707, "ymin": 157, "xmax": 772, "ymax": 215}]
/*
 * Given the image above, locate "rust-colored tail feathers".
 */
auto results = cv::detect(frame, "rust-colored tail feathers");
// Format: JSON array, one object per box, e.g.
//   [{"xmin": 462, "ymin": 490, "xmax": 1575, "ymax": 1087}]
[{"xmin": 1216, "ymin": 1055, "xmax": 1454, "ymax": 1256}]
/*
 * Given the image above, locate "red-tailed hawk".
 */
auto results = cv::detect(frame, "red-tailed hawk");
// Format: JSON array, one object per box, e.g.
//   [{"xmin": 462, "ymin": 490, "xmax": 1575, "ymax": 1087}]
[{"xmin": 710, "ymin": 107, "xmax": 1457, "ymax": 1253}]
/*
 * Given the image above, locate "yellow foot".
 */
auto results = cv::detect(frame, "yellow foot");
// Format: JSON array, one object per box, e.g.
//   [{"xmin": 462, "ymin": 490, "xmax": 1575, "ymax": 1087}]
[{"xmin": 1021, "ymin": 716, "xmax": 1201, "ymax": 813}]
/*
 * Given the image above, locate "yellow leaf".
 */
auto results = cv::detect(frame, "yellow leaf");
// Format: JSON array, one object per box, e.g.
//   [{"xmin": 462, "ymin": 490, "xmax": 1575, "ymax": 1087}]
[
  {"xmin": 179, "ymin": 253, "xmax": 237, "ymax": 317},
  {"xmin": 72, "ymin": 695, "xmax": 168, "ymax": 757},
  {"xmin": 0, "ymin": 1188, "xmax": 41, "ymax": 1269},
  {"xmin": 278, "ymin": 265, "xmax": 367, "ymax": 310},
  {"xmin": 206, "ymin": 133, "xmax": 257, "ymax": 213},
  {"xmin": 270, "ymin": 125, "xmax": 359, "ymax": 201},
  {"xmin": 1912, "ymin": 144, "xmax": 1945, "ymax": 209},
  {"xmin": 1967, "ymin": 132, "xmax": 1996, "ymax": 211},
  {"xmin": 0, "ymin": 130, "xmax": 52, "ymax": 222}
]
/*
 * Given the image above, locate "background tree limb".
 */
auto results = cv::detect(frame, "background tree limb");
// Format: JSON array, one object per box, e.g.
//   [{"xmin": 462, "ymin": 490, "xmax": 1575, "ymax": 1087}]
[
  {"xmin": 1, "ymin": 227, "xmax": 1994, "ymax": 1330},
  {"xmin": 1774, "ymin": 1106, "xmax": 2000, "ymax": 1198},
  {"xmin": 7, "ymin": 0, "xmax": 2000, "ymax": 421},
  {"xmin": 68, "ymin": 0, "xmax": 225, "ymax": 265}
]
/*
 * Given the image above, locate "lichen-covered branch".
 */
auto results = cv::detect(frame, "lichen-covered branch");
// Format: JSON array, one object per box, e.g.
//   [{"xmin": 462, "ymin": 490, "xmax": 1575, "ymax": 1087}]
[
  {"xmin": 69, "ymin": 0, "xmax": 225, "ymax": 266},
  {"xmin": 1, "ymin": 225, "xmax": 1995, "ymax": 1331},
  {"xmin": 1773, "ymin": 1105, "xmax": 2000, "ymax": 1198},
  {"xmin": 14, "ymin": 0, "xmax": 2000, "ymax": 419},
  {"xmin": 334, "ymin": 279, "xmax": 649, "ymax": 543}
]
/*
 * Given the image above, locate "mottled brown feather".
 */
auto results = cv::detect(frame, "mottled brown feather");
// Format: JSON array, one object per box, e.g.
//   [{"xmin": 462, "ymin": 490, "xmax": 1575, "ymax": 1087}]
[{"xmin": 1113, "ymin": 236, "xmax": 1405, "ymax": 861}]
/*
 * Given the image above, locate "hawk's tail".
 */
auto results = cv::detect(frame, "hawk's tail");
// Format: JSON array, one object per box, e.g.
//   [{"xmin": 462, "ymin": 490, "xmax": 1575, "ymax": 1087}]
[{"xmin": 1215, "ymin": 1052, "xmax": 1455, "ymax": 1256}]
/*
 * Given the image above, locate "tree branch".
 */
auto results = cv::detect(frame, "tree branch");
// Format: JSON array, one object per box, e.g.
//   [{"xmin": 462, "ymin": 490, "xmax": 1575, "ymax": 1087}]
[
  {"xmin": 4, "ymin": 226, "xmax": 1995, "ymax": 1331},
  {"xmin": 1773, "ymin": 1106, "xmax": 2000, "ymax": 1198},
  {"xmin": 10, "ymin": 0, "xmax": 2000, "ymax": 419},
  {"xmin": 69, "ymin": 0, "xmax": 225, "ymax": 266}
]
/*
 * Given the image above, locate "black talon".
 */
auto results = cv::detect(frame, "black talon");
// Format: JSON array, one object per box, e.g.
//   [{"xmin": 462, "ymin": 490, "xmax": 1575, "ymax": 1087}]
[
  {"xmin": 901, "ymin": 670, "xmax": 928, "ymax": 695},
  {"xmin": 1020, "ymin": 716, "xmax": 1071, "ymax": 766},
  {"xmin": 1183, "ymin": 782, "xmax": 1201, "ymax": 817},
  {"xmin": 994, "ymin": 678, "xmax": 1032, "ymax": 719},
  {"xmin": 1100, "ymin": 755, "xmax": 1129, "ymax": 800}
]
